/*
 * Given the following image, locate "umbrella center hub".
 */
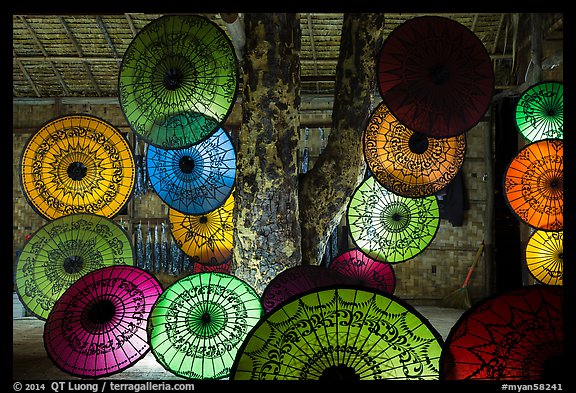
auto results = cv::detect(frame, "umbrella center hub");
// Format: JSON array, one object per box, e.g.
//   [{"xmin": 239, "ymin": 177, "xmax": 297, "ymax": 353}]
[
  {"xmin": 429, "ymin": 63, "xmax": 450, "ymax": 85},
  {"xmin": 63, "ymin": 255, "xmax": 84, "ymax": 274},
  {"xmin": 408, "ymin": 132, "xmax": 429, "ymax": 154},
  {"xmin": 201, "ymin": 312, "xmax": 211, "ymax": 324},
  {"xmin": 199, "ymin": 216, "xmax": 208, "ymax": 224},
  {"xmin": 67, "ymin": 161, "xmax": 87, "ymax": 181},
  {"xmin": 164, "ymin": 68, "xmax": 184, "ymax": 91},
  {"xmin": 86, "ymin": 299, "xmax": 116, "ymax": 326},
  {"xmin": 179, "ymin": 156, "xmax": 195, "ymax": 173},
  {"xmin": 319, "ymin": 364, "xmax": 360, "ymax": 381}
]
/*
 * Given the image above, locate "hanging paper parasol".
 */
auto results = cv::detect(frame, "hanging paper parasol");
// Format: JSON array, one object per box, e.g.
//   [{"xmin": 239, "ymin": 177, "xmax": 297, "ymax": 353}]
[
  {"xmin": 169, "ymin": 190, "xmax": 234, "ymax": 266},
  {"xmin": 515, "ymin": 81, "xmax": 563, "ymax": 142},
  {"xmin": 19, "ymin": 114, "xmax": 135, "ymax": 220},
  {"xmin": 119, "ymin": 14, "xmax": 239, "ymax": 149},
  {"xmin": 260, "ymin": 265, "xmax": 352, "ymax": 314},
  {"xmin": 44, "ymin": 265, "xmax": 163, "ymax": 378},
  {"xmin": 148, "ymin": 272, "xmax": 263, "ymax": 379},
  {"xmin": 526, "ymin": 230, "xmax": 563, "ymax": 286},
  {"xmin": 377, "ymin": 16, "xmax": 494, "ymax": 137},
  {"xmin": 329, "ymin": 249, "xmax": 396, "ymax": 294},
  {"xmin": 503, "ymin": 138, "xmax": 563, "ymax": 231},
  {"xmin": 15, "ymin": 213, "xmax": 134, "ymax": 320},
  {"xmin": 231, "ymin": 286, "xmax": 444, "ymax": 380},
  {"xmin": 347, "ymin": 176, "xmax": 440, "ymax": 263},
  {"xmin": 364, "ymin": 102, "xmax": 466, "ymax": 197},
  {"xmin": 147, "ymin": 127, "xmax": 236, "ymax": 215},
  {"xmin": 440, "ymin": 285, "xmax": 563, "ymax": 380}
]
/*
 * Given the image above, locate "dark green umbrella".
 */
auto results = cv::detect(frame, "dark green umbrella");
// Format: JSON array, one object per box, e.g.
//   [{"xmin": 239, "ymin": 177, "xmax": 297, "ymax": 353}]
[{"xmin": 119, "ymin": 15, "xmax": 239, "ymax": 149}]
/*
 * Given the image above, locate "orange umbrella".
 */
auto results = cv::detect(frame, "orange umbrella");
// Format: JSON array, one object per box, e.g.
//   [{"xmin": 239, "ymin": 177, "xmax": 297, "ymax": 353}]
[
  {"xmin": 364, "ymin": 102, "xmax": 466, "ymax": 197},
  {"xmin": 526, "ymin": 230, "xmax": 563, "ymax": 286},
  {"xmin": 19, "ymin": 114, "xmax": 135, "ymax": 220},
  {"xmin": 503, "ymin": 139, "xmax": 563, "ymax": 231},
  {"xmin": 169, "ymin": 191, "xmax": 234, "ymax": 266}
]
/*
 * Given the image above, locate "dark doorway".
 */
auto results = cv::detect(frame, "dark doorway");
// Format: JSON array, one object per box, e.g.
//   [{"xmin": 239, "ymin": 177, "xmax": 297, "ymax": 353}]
[{"xmin": 493, "ymin": 97, "xmax": 523, "ymax": 293}]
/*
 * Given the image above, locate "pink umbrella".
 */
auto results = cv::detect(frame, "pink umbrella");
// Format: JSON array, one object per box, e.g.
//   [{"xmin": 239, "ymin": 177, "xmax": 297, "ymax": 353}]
[
  {"xmin": 43, "ymin": 265, "xmax": 163, "ymax": 378},
  {"xmin": 329, "ymin": 249, "xmax": 396, "ymax": 294},
  {"xmin": 261, "ymin": 265, "xmax": 352, "ymax": 314}
]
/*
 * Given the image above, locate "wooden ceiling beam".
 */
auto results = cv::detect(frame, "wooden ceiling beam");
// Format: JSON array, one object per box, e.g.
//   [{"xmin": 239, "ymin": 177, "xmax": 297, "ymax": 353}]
[
  {"xmin": 59, "ymin": 16, "xmax": 102, "ymax": 96},
  {"xmin": 13, "ymin": 49, "xmax": 42, "ymax": 97},
  {"xmin": 18, "ymin": 15, "xmax": 70, "ymax": 96},
  {"xmin": 95, "ymin": 16, "xmax": 121, "ymax": 66}
]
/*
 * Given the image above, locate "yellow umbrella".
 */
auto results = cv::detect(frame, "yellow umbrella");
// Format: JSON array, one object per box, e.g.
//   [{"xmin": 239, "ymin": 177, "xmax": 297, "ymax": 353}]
[
  {"xmin": 19, "ymin": 114, "xmax": 135, "ymax": 219},
  {"xmin": 169, "ymin": 191, "xmax": 234, "ymax": 266},
  {"xmin": 526, "ymin": 230, "xmax": 563, "ymax": 286}
]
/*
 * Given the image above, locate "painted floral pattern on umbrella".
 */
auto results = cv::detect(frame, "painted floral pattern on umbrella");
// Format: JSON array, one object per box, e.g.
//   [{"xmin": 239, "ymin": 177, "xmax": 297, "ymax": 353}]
[
  {"xmin": 364, "ymin": 102, "xmax": 466, "ymax": 197},
  {"xmin": 515, "ymin": 81, "xmax": 563, "ymax": 142},
  {"xmin": 347, "ymin": 176, "xmax": 440, "ymax": 263},
  {"xmin": 19, "ymin": 114, "xmax": 135, "ymax": 220},
  {"xmin": 231, "ymin": 287, "xmax": 443, "ymax": 380},
  {"xmin": 43, "ymin": 265, "xmax": 163, "ymax": 378},
  {"xmin": 441, "ymin": 285, "xmax": 563, "ymax": 380},
  {"xmin": 503, "ymin": 139, "xmax": 563, "ymax": 231},
  {"xmin": 377, "ymin": 16, "xmax": 494, "ymax": 137},
  {"xmin": 15, "ymin": 213, "xmax": 134, "ymax": 320},
  {"xmin": 119, "ymin": 15, "xmax": 238, "ymax": 149},
  {"xmin": 148, "ymin": 272, "xmax": 263, "ymax": 379},
  {"xmin": 146, "ymin": 127, "xmax": 236, "ymax": 215},
  {"xmin": 169, "ymin": 190, "xmax": 234, "ymax": 266},
  {"xmin": 525, "ymin": 230, "xmax": 563, "ymax": 286}
]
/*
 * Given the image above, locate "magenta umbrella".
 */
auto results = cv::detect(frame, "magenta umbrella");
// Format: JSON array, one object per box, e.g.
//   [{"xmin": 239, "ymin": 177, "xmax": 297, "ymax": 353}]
[
  {"xmin": 43, "ymin": 265, "xmax": 163, "ymax": 378},
  {"xmin": 260, "ymin": 265, "xmax": 352, "ymax": 314},
  {"xmin": 329, "ymin": 249, "xmax": 396, "ymax": 294}
]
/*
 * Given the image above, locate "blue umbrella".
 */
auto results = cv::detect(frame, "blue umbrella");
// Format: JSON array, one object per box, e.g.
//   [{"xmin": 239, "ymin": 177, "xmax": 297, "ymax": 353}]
[{"xmin": 146, "ymin": 128, "xmax": 236, "ymax": 215}]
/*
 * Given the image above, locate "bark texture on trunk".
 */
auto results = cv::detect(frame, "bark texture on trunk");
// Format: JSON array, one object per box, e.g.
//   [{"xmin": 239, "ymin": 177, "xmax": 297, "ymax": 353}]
[
  {"xmin": 231, "ymin": 14, "xmax": 302, "ymax": 294},
  {"xmin": 298, "ymin": 13, "xmax": 385, "ymax": 265}
]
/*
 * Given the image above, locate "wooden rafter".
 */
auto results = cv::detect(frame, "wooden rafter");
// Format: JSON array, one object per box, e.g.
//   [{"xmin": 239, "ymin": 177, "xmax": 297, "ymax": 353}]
[
  {"xmin": 18, "ymin": 15, "xmax": 70, "ymax": 96},
  {"xmin": 306, "ymin": 13, "xmax": 320, "ymax": 93},
  {"xmin": 59, "ymin": 16, "xmax": 102, "ymax": 96},
  {"xmin": 13, "ymin": 49, "xmax": 41, "ymax": 97},
  {"xmin": 95, "ymin": 16, "xmax": 121, "ymax": 66},
  {"xmin": 124, "ymin": 13, "xmax": 138, "ymax": 37}
]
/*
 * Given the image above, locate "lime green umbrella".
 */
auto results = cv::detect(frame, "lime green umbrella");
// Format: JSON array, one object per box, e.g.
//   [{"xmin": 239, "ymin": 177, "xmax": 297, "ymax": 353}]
[
  {"xmin": 347, "ymin": 176, "xmax": 440, "ymax": 263},
  {"xmin": 119, "ymin": 15, "xmax": 239, "ymax": 149},
  {"xmin": 515, "ymin": 81, "xmax": 563, "ymax": 142},
  {"xmin": 231, "ymin": 286, "xmax": 444, "ymax": 380},
  {"xmin": 148, "ymin": 272, "xmax": 263, "ymax": 379},
  {"xmin": 15, "ymin": 213, "xmax": 134, "ymax": 320}
]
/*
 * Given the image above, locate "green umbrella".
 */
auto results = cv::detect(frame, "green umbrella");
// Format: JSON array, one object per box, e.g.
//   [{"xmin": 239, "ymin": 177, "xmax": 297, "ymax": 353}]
[
  {"xmin": 231, "ymin": 286, "xmax": 444, "ymax": 380},
  {"xmin": 15, "ymin": 213, "xmax": 134, "ymax": 320},
  {"xmin": 119, "ymin": 15, "xmax": 239, "ymax": 149},
  {"xmin": 515, "ymin": 81, "xmax": 563, "ymax": 142},
  {"xmin": 148, "ymin": 272, "xmax": 263, "ymax": 379},
  {"xmin": 347, "ymin": 176, "xmax": 440, "ymax": 263}
]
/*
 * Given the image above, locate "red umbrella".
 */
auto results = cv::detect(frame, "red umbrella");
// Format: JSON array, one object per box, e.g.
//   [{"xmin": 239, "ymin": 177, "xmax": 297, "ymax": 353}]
[
  {"xmin": 43, "ymin": 265, "xmax": 163, "ymax": 378},
  {"xmin": 440, "ymin": 285, "xmax": 563, "ymax": 380},
  {"xmin": 329, "ymin": 249, "xmax": 395, "ymax": 294},
  {"xmin": 377, "ymin": 16, "xmax": 494, "ymax": 137}
]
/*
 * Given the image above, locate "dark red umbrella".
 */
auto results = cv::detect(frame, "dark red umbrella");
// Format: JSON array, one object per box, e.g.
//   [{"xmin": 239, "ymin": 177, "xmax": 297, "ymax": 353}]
[
  {"xmin": 440, "ymin": 285, "xmax": 563, "ymax": 380},
  {"xmin": 43, "ymin": 265, "xmax": 163, "ymax": 378},
  {"xmin": 377, "ymin": 16, "xmax": 494, "ymax": 137},
  {"xmin": 329, "ymin": 249, "xmax": 395, "ymax": 294},
  {"xmin": 260, "ymin": 265, "xmax": 352, "ymax": 314}
]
